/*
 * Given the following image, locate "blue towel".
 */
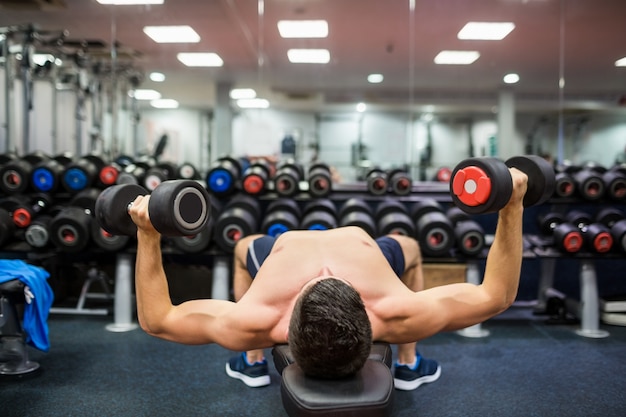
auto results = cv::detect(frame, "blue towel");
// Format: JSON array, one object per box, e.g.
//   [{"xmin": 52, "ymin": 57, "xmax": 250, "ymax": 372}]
[{"xmin": 0, "ymin": 259, "xmax": 54, "ymax": 352}]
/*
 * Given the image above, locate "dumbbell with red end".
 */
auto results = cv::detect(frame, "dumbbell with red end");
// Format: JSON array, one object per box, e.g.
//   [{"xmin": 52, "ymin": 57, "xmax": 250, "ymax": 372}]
[
  {"xmin": 169, "ymin": 194, "xmax": 222, "ymax": 254},
  {"xmin": 48, "ymin": 189, "xmax": 102, "ymax": 253},
  {"xmin": 8, "ymin": 193, "xmax": 53, "ymax": 229},
  {"xmin": 432, "ymin": 167, "xmax": 452, "ymax": 183},
  {"xmin": 450, "ymin": 155, "xmax": 556, "ymax": 214},
  {"xmin": 338, "ymin": 198, "xmax": 377, "ymax": 237},
  {"xmin": 375, "ymin": 199, "xmax": 415, "ymax": 237},
  {"xmin": 242, "ymin": 159, "xmax": 273, "ymax": 196},
  {"xmin": 572, "ymin": 164, "xmax": 606, "ymax": 201},
  {"xmin": 602, "ymin": 165, "xmax": 626, "ymax": 201},
  {"xmin": 213, "ymin": 194, "xmax": 261, "ymax": 253},
  {"xmin": 300, "ymin": 199, "xmax": 337, "ymax": 230},
  {"xmin": 566, "ymin": 210, "xmax": 613, "ymax": 253},
  {"xmin": 273, "ymin": 160, "xmax": 304, "ymax": 197},
  {"xmin": 446, "ymin": 206, "xmax": 486, "ymax": 257},
  {"xmin": 61, "ymin": 154, "xmax": 108, "ymax": 194},
  {"xmin": 141, "ymin": 161, "xmax": 178, "ymax": 191},
  {"xmin": 387, "ymin": 168, "xmax": 412, "ymax": 196},
  {"xmin": 96, "ymin": 180, "xmax": 211, "ymax": 240},
  {"xmin": 0, "ymin": 151, "xmax": 51, "ymax": 195},
  {"xmin": 537, "ymin": 211, "xmax": 583, "ymax": 253},
  {"xmin": 308, "ymin": 162, "xmax": 333, "ymax": 198},
  {"xmin": 205, "ymin": 156, "xmax": 243, "ymax": 196},
  {"xmin": 553, "ymin": 165, "xmax": 576, "ymax": 199},
  {"xmin": 410, "ymin": 199, "xmax": 455, "ymax": 257},
  {"xmin": 365, "ymin": 168, "xmax": 388, "ymax": 196},
  {"xmin": 261, "ymin": 198, "xmax": 301, "ymax": 237}
]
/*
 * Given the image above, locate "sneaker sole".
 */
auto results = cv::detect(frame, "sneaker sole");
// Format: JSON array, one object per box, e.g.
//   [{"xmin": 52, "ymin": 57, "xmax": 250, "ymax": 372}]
[
  {"xmin": 394, "ymin": 365, "xmax": 442, "ymax": 391},
  {"xmin": 225, "ymin": 363, "xmax": 271, "ymax": 388}
]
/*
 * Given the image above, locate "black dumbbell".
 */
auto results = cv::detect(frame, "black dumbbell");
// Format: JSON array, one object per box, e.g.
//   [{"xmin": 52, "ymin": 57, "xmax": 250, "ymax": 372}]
[
  {"xmin": 537, "ymin": 211, "xmax": 583, "ymax": 253},
  {"xmin": 565, "ymin": 210, "xmax": 612, "ymax": 253},
  {"xmin": 446, "ymin": 206, "xmax": 485, "ymax": 257},
  {"xmin": 273, "ymin": 160, "xmax": 304, "ymax": 197},
  {"xmin": 602, "ymin": 166, "xmax": 626, "ymax": 201},
  {"xmin": 176, "ymin": 162, "xmax": 200, "ymax": 180},
  {"xmin": 0, "ymin": 208, "xmax": 16, "ymax": 247},
  {"xmin": 48, "ymin": 189, "xmax": 102, "ymax": 253},
  {"xmin": 143, "ymin": 161, "xmax": 178, "ymax": 191},
  {"xmin": 169, "ymin": 194, "xmax": 222, "ymax": 254},
  {"xmin": 572, "ymin": 164, "xmax": 606, "ymax": 201},
  {"xmin": 595, "ymin": 207, "xmax": 624, "ymax": 229},
  {"xmin": 300, "ymin": 199, "xmax": 337, "ymax": 230},
  {"xmin": 24, "ymin": 206, "xmax": 63, "ymax": 249},
  {"xmin": 375, "ymin": 199, "xmax": 415, "ymax": 236},
  {"xmin": 338, "ymin": 198, "xmax": 377, "ymax": 237},
  {"xmin": 365, "ymin": 168, "xmax": 388, "ymax": 196},
  {"xmin": 205, "ymin": 156, "xmax": 242, "ymax": 195},
  {"xmin": 95, "ymin": 180, "xmax": 211, "ymax": 237},
  {"xmin": 115, "ymin": 160, "xmax": 153, "ymax": 185},
  {"xmin": 410, "ymin": 199, "xmax": 455, "ymax": 257},
  {"xmin": 261, "ymin": 198, "xmax": 301, "ymax": 237},
  {"xmin": 553, "ymin": 166, "xmax": 576, "ymax": 199},
  {"xmin": 450, "ymin": 155, "xmax": 556, "ymax": 214},
  {"xmin": 242, "ymin": 159, "xmax": 273, "ymax": 196},
  {"xmin": 308, "ymin": 162, "xmax": 333, "ymax": 198},
  {"xmin": 10, "ymin": 193, "xmax": 53, "ymax": 229},
  {"xmin": 610, "ymin": 219, "xmax": 626, "ymax": 253},
  {"xmin": 213, "ymin": 194, "xmax": 261, "ymax": 253},
  {"xmin": 387, "ymin": 169, "xmax": 412, "ymax": 196},
  {"xmin": 31, "ymin": 154, "xmax": 73, "ymax": 194}
]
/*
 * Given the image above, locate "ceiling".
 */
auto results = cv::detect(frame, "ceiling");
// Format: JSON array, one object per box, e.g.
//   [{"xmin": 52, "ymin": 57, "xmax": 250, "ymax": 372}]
[{"xmin": 1, "ymin": 0, "xmax": 626, "ymax": 114}]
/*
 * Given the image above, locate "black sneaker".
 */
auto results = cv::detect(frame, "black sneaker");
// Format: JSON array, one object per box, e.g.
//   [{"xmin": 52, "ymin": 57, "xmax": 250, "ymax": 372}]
[
  {"xmin": 393, "ymin": 353, "xmax": 441, "ymax": 391},
  {"xmin": 225, "ymin": 353, "xmax": 271, "ymax": 388}
]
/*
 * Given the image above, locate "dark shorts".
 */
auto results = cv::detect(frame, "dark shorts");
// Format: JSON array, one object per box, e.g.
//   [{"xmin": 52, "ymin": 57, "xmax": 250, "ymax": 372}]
[{"xmin": 246, "ymin": 235, "xmax": 405, "ymax": 279}]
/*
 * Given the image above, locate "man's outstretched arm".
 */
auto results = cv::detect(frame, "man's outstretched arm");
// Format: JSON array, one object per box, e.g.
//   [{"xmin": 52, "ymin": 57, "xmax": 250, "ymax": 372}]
[{"xmin": 130, "ymin": 195, "xmax": 244, "ymax": 348}]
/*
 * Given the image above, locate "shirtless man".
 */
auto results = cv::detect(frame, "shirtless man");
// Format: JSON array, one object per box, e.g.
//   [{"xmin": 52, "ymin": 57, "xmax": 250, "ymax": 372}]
[{"xmin": 129, "ymin": 167, "xmax": 527, "ymax": 391}]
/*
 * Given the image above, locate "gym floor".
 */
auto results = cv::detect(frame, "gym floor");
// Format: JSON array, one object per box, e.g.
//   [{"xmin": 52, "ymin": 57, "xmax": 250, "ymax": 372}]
[{"xmin": 1, "ymin": 306, "xmax": 625, "ymax": 417}]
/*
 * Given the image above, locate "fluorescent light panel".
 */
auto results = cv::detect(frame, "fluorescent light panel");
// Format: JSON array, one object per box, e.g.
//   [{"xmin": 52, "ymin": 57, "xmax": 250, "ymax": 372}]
[
  {"xmin": 278, "ymin": 20, "xmax": 328, "ymax": 38},
  {"xmin": 616, "ymin": 57, "xmax": 626, "ymax": 67},
  {"xmin": 287, "ymin": 49, "xmax": 330, "ymax": 64},
  {"xmin": 434, "ymin": 50, "xmax": 480, "ymax": 65},
  {"xmin": 130, "ymin": 89, "xmax": 161, "ymax": 100},
  {"xmin": 367, "ymin": 73, "xmax": 384, "ymax": 84},
  {"xmin": 149, "ymin": 72, "xmax": 166, "ymax": 82},
  {"xmin": 458, "ymin": 22, "xmax": 515, "ymax": 40},
  {"xmin": 144, "ymin": 25, "xmax": 200, "ymax": 43},
  {"xmin": 230, "ymin": 88, "xmax": 256, "ymax": 99},
  {"xmin": 503, "ymin": 73, "xmax": 520, "ymax": 84},
  {"xmin": 237, "ymin": 98, "xmax": 270, "ymax": 109},
  {"xmin": 151, "ymin": 98, "xmax": 179, "ymax": 108},
  {"xmin": 177, "ymin": 52, "xmax": 223, "ymax": 67},
  {"xmin": 98, "ymin": 0, "xmax": 164, "ymax": 4}
]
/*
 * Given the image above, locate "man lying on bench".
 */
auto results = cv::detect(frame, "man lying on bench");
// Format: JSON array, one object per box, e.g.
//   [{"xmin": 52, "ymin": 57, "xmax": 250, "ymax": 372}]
[{"xmin": 128, "ymin": 168, "xmax": 527, "ymax": 392}]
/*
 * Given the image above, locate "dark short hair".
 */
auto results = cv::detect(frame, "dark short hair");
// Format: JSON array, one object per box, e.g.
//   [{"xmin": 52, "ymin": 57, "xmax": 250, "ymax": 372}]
[{"xmin": 288, "ymin": 278, "xmax": 372, "ymax": 379}]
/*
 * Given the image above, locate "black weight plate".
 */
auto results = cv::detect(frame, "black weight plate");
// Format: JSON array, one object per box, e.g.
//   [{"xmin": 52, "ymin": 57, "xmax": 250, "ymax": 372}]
[
  {"xmin": 170, "ymin": 219, "xmax": 213, "ymax": 253},
  {"xmin": 339, "ymin": 211, "xmax": 377, "ymax": 237},
  {"xmin": 96, "ymin": 184, "xmax": 147, "ymax": 236},
  {"xmin": 90, "ymin": 220, "xmax": 131, "ymax": 251},
  {"xmin": 149, "ymin": 180, "xmax": 211, "ymax": 236},
  {"xmin": 49, "ymin": 207, "xmax": 91, "ymax": 253},
  {"xmin": 410, "ymin": 199, "xmax": 443, "ymax": 222},
  {"xmin": 506, "ymin": 155, "xmax": 556, "ymax": 207}
]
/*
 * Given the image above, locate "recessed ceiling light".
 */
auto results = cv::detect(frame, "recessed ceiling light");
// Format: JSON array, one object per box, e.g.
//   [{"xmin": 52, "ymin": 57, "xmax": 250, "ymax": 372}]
[
  {"xmin": 230, "ymin": 88, "xmax": 257, "ymax": 99},
  {"xmin": 356, "ymin": 102, "xmax": 367, "ymax": 113},
  {"xmin": 615, "ymin": 57, "xmax": 626, "ymax": 67},
  {"xmin": 149, "ymin": 72, "xmax": 166, "ymax": 82},
  {"xmin": 287, "ymin": 49, "xmax": 330, "ymax": 64},
  {"xmin": 129, "ymin": 89, "xmax": 161, "ymax": 100},
  {"xmin": 503, "ymin": 73, "xmax": 520, "ymax": 84},
  {"xmin": 177, "ymin": 52, "xmax": 224, "ymax": 67},
  {"xmin": 367, "ymin": 74, "xmax": 384, "ymax": 84},
  {"xmin": 277, "ymin": 20, "xmax": 329, "ymax": 38},
  {"xmin": 434, "ymin": 50, "xmax": 480, "ymax": 65},
  {"xmin": 143, "ymin": 25, "xmax": 200, "ymax": 43},
  {"xmin": 458, "ymin": 22, "xmax": 515, "ymax": 40},
  {"xmin": 97, "ymin": 1, "xmax": 164, "ymax": 5},
  {"xmin": 151, "ymin": 98, "xmax": 179, "ymax": 109},
  {"xmin": 237, "ymin": 98, "xmax": 270, "ymax": 109}
]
